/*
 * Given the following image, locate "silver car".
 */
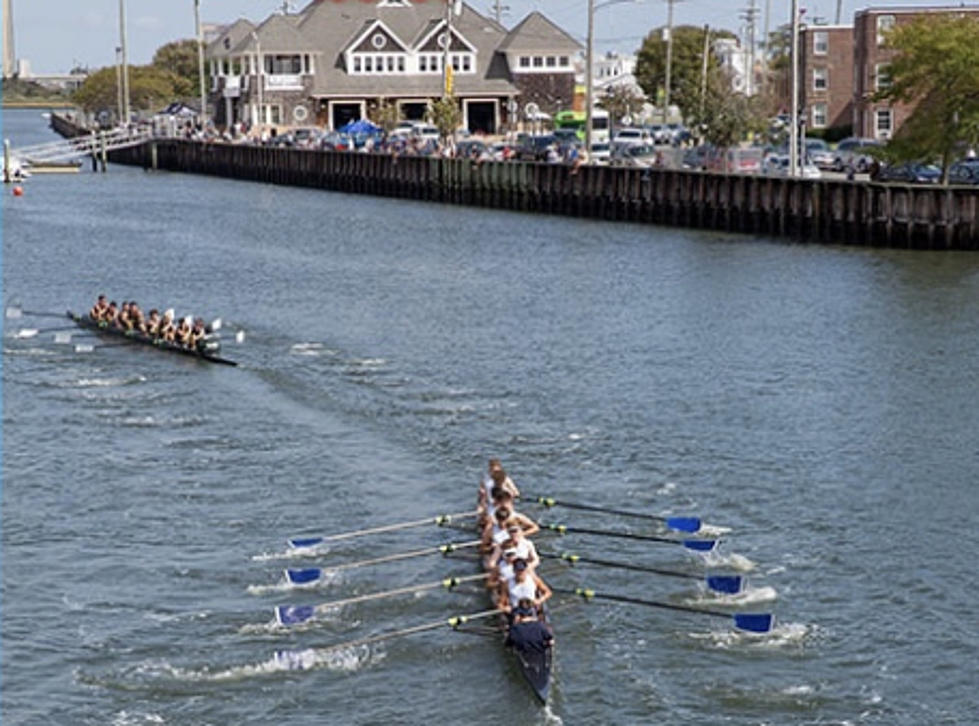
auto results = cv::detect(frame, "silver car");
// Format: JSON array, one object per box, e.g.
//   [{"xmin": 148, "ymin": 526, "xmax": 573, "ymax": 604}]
[{"xmin": 833, "ymin": 138, "xmax": 881, "ymax": 173}]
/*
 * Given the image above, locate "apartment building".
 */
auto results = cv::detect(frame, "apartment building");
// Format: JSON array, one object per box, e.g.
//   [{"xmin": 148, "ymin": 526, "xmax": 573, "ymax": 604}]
[
  {"xmin": 853, "ymin": 5, "xmax": 979, "ymax": 140},
  {"xmin": 798, "ymin": 24, "xmax": 853, "ymax": 133}
]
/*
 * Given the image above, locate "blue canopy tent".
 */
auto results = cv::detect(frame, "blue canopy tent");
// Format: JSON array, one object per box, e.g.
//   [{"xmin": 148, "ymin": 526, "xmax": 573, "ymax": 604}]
[{"xmin": 338, "ymin": 119, "xmax": 382, "ymax": 135}]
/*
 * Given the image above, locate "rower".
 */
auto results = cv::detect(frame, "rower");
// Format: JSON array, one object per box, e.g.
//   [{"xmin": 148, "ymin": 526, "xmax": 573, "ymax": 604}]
[
  {"xmin": 116, "ymin": 301, "xmax": 131, "ymax": 330},
  {"xmin": 144, "ymin": 309, "xmax": 161, "ymax": 336},
  {"xmin": 89, "ymin": 295, "xmax": 108, "ymax": 321},
  {"xmin": 503, "ymin": 521, "xmax": 539, "ymax": 571},
  {"xmin": 129, "ymin": 303, "xmax": 145, "ymax": 333},
  {"xmin": 187, "ymin": 317, "xmax": 207, "ymax": 350},
  {"xmin": 173, "ymin": 318, "xmax": 192, "ymax": 347},
  {"xmin": 158, "ymin": 311, "xmax": 176, "ymax": 342},
  {"xmin": 100, "ymin": 301, "xmax": 118, "ymax": 326},
  {"xmin": 499, "ymin": 558, "xmax": 552, "ymax": 616}
]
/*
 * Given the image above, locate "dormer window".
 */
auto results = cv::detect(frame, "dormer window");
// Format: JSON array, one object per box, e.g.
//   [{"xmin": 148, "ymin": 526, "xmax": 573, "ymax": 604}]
[{"xmin": 372, "ymin": 33, "xmax": 386, "ymax": 49}]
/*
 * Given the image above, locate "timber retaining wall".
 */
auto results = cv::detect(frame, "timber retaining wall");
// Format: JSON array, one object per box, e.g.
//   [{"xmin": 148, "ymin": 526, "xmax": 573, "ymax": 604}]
[{"xmin": 53, "ymin": 117, "xmax": 979, "ymax": 249}]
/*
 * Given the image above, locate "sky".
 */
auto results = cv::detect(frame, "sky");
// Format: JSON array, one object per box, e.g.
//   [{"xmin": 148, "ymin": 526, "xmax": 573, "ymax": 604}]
[{"xmin": 7, "ymin": 0, "xmax": 967, "ymax": 74}]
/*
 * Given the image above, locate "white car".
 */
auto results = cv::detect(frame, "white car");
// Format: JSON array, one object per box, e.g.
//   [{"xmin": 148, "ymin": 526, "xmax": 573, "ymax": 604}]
[
  {"xmin": 589, "ymin": 141, "xmax": 611, "ymax": 164},
  {"xmin": 390, "ymin": 121, "xmax": 416, "ymax": 137},
  {"xmin": 612, "ymin": 127, "xmax": 651, "ymax": 147},
  {"xmin": 763, "ymin": 153, "xmax": 822, "ymax": 179},
  {"xmin": 411, "ymin": 124, "xmax": 440, "ymax": 142}
]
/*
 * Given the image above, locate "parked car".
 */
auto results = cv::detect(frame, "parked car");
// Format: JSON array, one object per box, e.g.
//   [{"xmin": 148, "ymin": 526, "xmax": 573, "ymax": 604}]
[
  {"xmin": 833, "ymin": 137, "xmax": 881, "ymax": 172},
  {"xmin": 589, "ymin": 141, "xmax": 611, "ymax": 164},
  {"xmin": 682, "ymin": 144, "xmax": 714, "ymax": 170},
  {"xmin": 666, "ymin": 123, "xmax": 691, "ymax": 146},
  {"xmin": 390, "ymin": 120, "xmax": 416, "ymax": 137},
  {"xmin": 610, "ymin": 144, "xmax": 661, "ymax": 168},
  {"xmin": 763, "ymin": 153, "xmax": 822, "ymax": 179},
  {"xmin": 805, "ymin": 138, "xmax": 835, "ymax": 170},
  {"xmin": 707, "ymin": 146, "xmax": 763, "ymax": 174},
  {"xmin": 949, "ymin": 159, "xmax": 979, "ymax": 184},
  {"xmin": 553, "ymin": 128, "xmax": 581, "ymax": 144},
  {"xmin": 515, "ymin": 134, "xmax": 558, "ymax": 161},
  {"xmin": 876, "ymin": 162, "xmax": 942, "ymax": 184},
  {"xmin": 411, "ymin": 124, "xmax": 441, "ymax": 142},
  {"xmin": 644, "ymin": 124, "xmax": 668, "ymax": 144},
  {"xmin": 456, "ymin": 140, "xmax": 488, "ymax": 158},
  {"xmin": 612, "ymin": 127, "xmax": 652, "ymax": 147}
]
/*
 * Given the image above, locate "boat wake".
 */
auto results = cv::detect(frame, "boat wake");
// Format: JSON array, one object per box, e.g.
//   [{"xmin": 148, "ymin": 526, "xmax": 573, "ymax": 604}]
[
  {"xmin": 689, "ymin": 584, "xmax": 778, "ymax": 607},
  {"xmin": 702, "ymin": 551, "xmax": 756, "ymax": 572},
  {"xmin": 246, "ymin": 568, "xmax": 341, "ymax": 595},
  {"xmin": 688, "ymin": 620, "xmax": 812, "ymax": 649},
  {"xmin": 252, "ymin": 544, "xmax": 332, "ymax": 562}
]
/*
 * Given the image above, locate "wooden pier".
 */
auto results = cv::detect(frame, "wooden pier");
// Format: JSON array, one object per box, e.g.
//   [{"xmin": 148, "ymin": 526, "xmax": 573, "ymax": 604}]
[{"xmin": 51, "ymin": 115, "xmax": 979, "ymax": 249}]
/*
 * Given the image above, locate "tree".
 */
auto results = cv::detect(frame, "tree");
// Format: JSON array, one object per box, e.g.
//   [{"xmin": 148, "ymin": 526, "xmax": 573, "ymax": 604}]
[
  {"xmin": 692, "ymin": 73, "xmax": 766, "ymax": 155},
  {"xmin": 874, "ymin": 15, "xmax": 979, "ymax": 182},
  {"xmin": 152, "ymin": 39, "xmax": 201, "ymax": 97},
  {"xmin": 635, "ymin": 25, "xmax": 733, "ymax": 120},
  {"xmin": 427, "ymin": 95, "xmax": 462, "ymax": 142},
  {"xmin": 599, "ymin": 85, "xmax": 647, "ymax": 128},
  {"xmin": 73, "ymin": 65, "xmax": 182, "ymax": 115},
  {"xmin": 368, "ymin": 97, "xmax": 400, "ymax": 133}
]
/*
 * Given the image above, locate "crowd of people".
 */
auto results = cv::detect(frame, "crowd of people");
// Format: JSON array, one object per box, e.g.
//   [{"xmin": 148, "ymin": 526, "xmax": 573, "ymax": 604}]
[
  {"xmin": 478, "ymin": 459, "xmax": 554, "ymax": 651},
  {"xmin": 88, "ymin": 295, "xmax": 209, "ymax": 350}
]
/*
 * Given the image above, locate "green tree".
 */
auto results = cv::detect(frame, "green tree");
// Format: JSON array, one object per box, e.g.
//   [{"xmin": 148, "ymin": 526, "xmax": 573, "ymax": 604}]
[
  {"xmin": 635, "ymin": 25, "xmax": 732, "ymax": 120},
  {"xmin": 692, "ymin": 73, "xmax": 766, "ymax": 155},
  {"xmin": 73, "ymin": 65, "xmax": 182, "ymax": 115},
  {"xmin": 152, "ymin": 39, "xmax": 201, "ymax": 97},
  {"xmin": 427, "ymin": 95, "xmax": 462, "ymax": 141},
  {"xmin": 368, "ymin": 97, "xmax": 400, "ymax": 133},
  {"xmin": 599, "ymin": 85, "xmax": 647, "ymax": 129},
  {"xmin": 874, "ymin": 15, "xmax": 979, "ymax": 182}
]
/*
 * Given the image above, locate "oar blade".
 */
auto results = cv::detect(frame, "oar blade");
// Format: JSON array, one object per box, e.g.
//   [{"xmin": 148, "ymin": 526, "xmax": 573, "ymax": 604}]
[
  {"xmin": 276, "ymin": 604, "xmax": 316, "ymax": 626},
  {"xmin": 74, "ymin": 344, "xmax": 95, "ymax": 353},
  {"xmin": 666, "ymin": 516, "xmax": 702, "ymax": 533},
  {"xmin": 682, "ymin": 539, "xmax": 717, "ymax": 552},
  {"xmin": 288, "ymin": 536, "xmax": 324, "ymax": 549},
  {"xmin": 14, "ymin": 328, "xmax": 39, "ymax": 339},
  {"xmin": 286, "ymin": 568, "xmax": 322, "ymax": 585},
  {"xmin": 210, "ymin": 317, "xmax": 222, "ymax": 332},
  {"xmin": 235, "ymin": 330, "xmax": 246, "ymax": 344},
  {"xmin": 53, "ymin": 332, "xmax": 73, "ymax": 344},
  {"xmin": 5, "ymin": 306, "xmax": 22, "ymax": 319},
  {"xmin": 733, "ymin": 613, "xmax": 773, "ymax": 633},
  {"xmin": 705, "ymin": 575, "xmax": 743, "ymax": 594}
]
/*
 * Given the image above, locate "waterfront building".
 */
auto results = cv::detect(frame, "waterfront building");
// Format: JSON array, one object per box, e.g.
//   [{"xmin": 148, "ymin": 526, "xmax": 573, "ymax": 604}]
[
  {"xmin": 852, "ymin": 5, "xmax": 979, "ymax": 140},
  {"xmin": 206, "ymin": 0, "xmax": 580, "ymax": 133},
  {"xmin": 798, "ymin": 24, "xmax": 853, "ymax": 134}
]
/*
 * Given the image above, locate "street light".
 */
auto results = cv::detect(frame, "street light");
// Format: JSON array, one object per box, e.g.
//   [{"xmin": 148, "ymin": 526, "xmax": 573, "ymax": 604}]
[{"xmin": 586, "ymin": 0, "xmax": 640, "ymax": 160}]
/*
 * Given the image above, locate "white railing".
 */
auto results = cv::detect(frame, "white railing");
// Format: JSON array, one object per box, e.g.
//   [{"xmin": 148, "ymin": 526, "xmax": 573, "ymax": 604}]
[
  {"xmin": 223, "ymin": 76, "xmax": 241, "ymax": 98},
  {"xmin": 265, "ymin": 73, "xmax": 304, "ymax": 90}
]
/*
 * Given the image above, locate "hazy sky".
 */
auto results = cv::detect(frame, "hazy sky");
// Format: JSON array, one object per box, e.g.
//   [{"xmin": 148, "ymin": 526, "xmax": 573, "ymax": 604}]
[{"xmin": 8, "ymin": 0, "xmax": 962, "ymax": 74}]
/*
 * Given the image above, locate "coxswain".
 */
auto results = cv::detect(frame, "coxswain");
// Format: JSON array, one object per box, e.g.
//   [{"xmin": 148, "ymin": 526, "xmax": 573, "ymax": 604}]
[
  {"xmin": 505, "ymin": 598, "xmax": 554, "ymax": 653},
  {"xmin": 144, "ymin": 309, "xmax": 161, "ymax": 336},
  {"xmin": 89, "ymin": 295, "xmax": 108, "ymax": 321},
  {"xmin": 499, "ymin": 558, "xmax": 552, "ymax": 615}
]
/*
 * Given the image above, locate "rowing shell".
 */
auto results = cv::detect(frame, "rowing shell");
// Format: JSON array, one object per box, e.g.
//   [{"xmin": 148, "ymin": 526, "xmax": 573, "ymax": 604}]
[
  {"xmin": 67, "ymin": 311, "xmax": 238, "ymax": 366},
  {"xmin": 482, "ymin": 503, "xmax": 553, "ymax": 703}
]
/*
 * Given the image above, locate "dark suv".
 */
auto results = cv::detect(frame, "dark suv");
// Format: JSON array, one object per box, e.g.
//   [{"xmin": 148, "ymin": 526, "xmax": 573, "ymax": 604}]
[{"xmin": 515, "ymin": 134, "xmax": 557, "ymax": 162}]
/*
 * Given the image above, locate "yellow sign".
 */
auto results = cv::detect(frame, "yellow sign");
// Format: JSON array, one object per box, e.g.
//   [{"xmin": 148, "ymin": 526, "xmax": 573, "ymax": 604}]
[{"xmin": 445, "ymin": 65, "xmax": 454, "ymax": 95}]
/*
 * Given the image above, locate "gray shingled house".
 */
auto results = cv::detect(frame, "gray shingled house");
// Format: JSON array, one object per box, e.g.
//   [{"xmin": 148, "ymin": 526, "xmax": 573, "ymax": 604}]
[{"xmin": 206, "ymin": 0, "xmax": 581, "ymax": 134}]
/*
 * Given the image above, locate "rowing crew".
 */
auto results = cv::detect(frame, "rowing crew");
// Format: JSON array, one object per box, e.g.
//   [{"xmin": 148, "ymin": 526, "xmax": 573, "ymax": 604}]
[
  {"xmin": 89, "ymin": 295, "xmax": 208, "ymax": 349},
  {"xmin": 478, "ymin": 460, "xmax": 553, "ymax": 628}
]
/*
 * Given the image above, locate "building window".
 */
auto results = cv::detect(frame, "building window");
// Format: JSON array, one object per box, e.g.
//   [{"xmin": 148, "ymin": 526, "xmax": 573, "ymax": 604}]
[
  {"xmin": 813, "ymin": 31, "xmax": 828, "ymax": 55},
  {"xmin": 364, "ymin": 57, "xmax": 373, "ymax": 72},
  {"xmin": 398, "ymin": 57, "xmax": 405, "ymax": 72},
  {"xmin": 354, "ymin": 57, "xmax": 362, "ymax": 72},
  {"xmin": 519, "ymin": 56, "xmax": 530, "ymax": 68},
  {"xmin": 462, "ymin": 55, "xmax": 471, "ymax": 72},
  {"xmin": 546, "ymin": 56, "xmax": 556, "ymax": 67},
  {"xmin": 559, "ymin": 56, "xmax": 569, "ymax": 67},
  {"xmin": 387, "ymin": 56, "xmax": 395, "ymax": 71},
  {"xmin": 419, "ymin": 56, "xmax": 427, "ymax": 72},
  {"xmin": 533, "ymin": 56, "xmax": 543, "ymax": 67},
  {"xmin": 811, "ymin": 103, "xmax": 828, "ymax": 128},
  {"xmin": 452, "ymin": 55, "xmax": 460, "ymax": 71},
  {"xmin": 813, "ymin": 67, "xmax": 828, "ymax": 91},
  {"xmin": 875, "ymin": 108, "xmax": 892, "ymax": 138},
  {"xmin": 876, "ymin": 15, "xmax": 895, "ymax": 45},
  {"xmin": 372, "ymin": 33, "xmax": 386, "ymax": 49},
  {"xmin": 875, "ymin": 63, "xmax": 891, "ymax": 90}
]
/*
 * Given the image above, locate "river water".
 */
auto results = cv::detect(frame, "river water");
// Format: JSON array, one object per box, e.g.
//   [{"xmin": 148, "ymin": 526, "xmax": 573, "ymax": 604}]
[{"xmin": 2, "ymin": 108, "xmax": 977, "ymax": 725}]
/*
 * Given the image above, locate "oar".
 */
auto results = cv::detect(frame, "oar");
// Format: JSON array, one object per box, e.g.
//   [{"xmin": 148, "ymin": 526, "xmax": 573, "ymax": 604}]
[
  {"xmin": 525, "ymin": 494, "xmax": 702, "ymax": 533},
  {"xmin": 542, "ymin": 522, "xmax": 718, "ymax": 552},
  {"xmin": 541, "ymin": 551, "xmax": 743, "ymax": 594},
  {"xmin": 284, "ymin": 540, "xmax": 481, "ymax": 585},
  {"xmin": 11, "ymin": 325, "xmax": 78, "ymax": 339},
  {"xmin": 273, "ymin": 608, "xmax": 502, "ymax": 671},
  {"xmin": 557, "ymin": 587, "xmax": 774, "ymax": 633},
  {"xmin": 275, "ymin": 572, "xmax": 489, "ymax": 626},
  {"xmin": 207, "ymin": 317, "xmax": 246, "ymax": 344},
  {"xmin": 4, "ymin": 305, "xmax": 65, "ymax": 320},
  {"xmin": 287, "ymin": 510, "xmax": 480, "ymax": 549}
]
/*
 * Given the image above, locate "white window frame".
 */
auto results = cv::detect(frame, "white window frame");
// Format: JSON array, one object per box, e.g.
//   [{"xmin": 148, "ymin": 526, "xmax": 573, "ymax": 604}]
[
  {"xmin": 813, "ymin": 31, "xmax": 829, "ymax": 55},
  {"xmin": 519, "ymin": 56, "xmax": 530, "ymax": 68},
  {"xmin": 876, "ymin": 15, "xmax": 895, "ymax": 45},
  {"xmin": 875, "ymin": 108, "xmax": 892, "ymax": 138},
  {"xmin": 812, "ymin": 67, "xmax": 828, "ymax": 91},
  {"xmin": 811, "ymin": 103, "xmax": 828, "ymax": 129},
  {"xmin": 875, "ymin": 63, "xmax": 891, "ymax": 91}
]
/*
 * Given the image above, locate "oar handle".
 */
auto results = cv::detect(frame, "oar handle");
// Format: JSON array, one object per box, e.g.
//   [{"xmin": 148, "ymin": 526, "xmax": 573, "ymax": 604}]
[
  {"xmin": 560, "ymin": 588, "xmax": 727, "ymax": 619},
  {"xmin": 527, "ymin": 495, "xmax": 665, "ymax": 522},
  {"xmin": 545, "ymin": 523, "xmax": 680, "ymax": 545},
  {"xmin": 541, "ymin": 551, "xmax": 699, "ymax": 581}
]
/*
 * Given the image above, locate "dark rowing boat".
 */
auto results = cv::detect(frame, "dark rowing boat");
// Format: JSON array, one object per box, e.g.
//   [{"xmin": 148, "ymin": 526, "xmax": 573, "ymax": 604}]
[
  {"xmin": 67, "ymin": 311, "xmax": 238, "ymax": 367},
  {"xmin": 480, "ymin": 498, "xmax": 553, "ymax": 703}
]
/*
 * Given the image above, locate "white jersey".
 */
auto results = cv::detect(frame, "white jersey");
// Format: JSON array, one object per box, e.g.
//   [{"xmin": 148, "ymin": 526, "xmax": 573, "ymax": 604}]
[
  {"xmin": 498, "ymin": 561, "xmax": 515, "ymax": 587},
  {"xmin": 509, "ymin": 577, "xmax": 537, "ymax": 607},
  {"xmin": 491, "ymin": 527, "xmax": 510, "ymax": 546},
  {"xmin": 511, "ymin": 538, "xmax": 536, "ymax": 563}
]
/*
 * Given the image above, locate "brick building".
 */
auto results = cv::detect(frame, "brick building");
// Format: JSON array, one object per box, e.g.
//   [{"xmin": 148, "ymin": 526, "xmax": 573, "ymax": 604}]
[
  {"xmin": 798, "ymin": 24, "xmax": 853, "ymax": 133},
  {"xmin": 853, "ymin": 5, "xmax": 979, "ymax": 140}
]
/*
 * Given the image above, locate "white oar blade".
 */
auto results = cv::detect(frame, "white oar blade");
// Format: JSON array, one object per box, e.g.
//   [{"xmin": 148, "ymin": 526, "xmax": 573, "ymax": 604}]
[
  {"xmin": 5, "ymin": 306, "xmax": 23, "ymax": 319},
  {"xmin": 14, "ymin": 328, "xmax": 39, "ymax": 339},
  {"xmin": 74, "ymin": 344, "xmax": 95, "ymax": 353},
  {"xmin": 210, "ymin": 317, "xmax": 222, "ymax": 332},
  {"xmin": 235, "ymin": 330, "xmax": 246, "ymax": 344},
  {"xmin": 54, "ymin": 332, "xmax": 73, "ymax": 344}
]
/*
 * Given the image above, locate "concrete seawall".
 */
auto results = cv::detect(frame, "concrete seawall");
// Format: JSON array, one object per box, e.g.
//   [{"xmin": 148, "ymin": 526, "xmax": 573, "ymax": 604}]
[{"xmin": 51, "ymin": 115, "xmax": 979, "ymax": 249}]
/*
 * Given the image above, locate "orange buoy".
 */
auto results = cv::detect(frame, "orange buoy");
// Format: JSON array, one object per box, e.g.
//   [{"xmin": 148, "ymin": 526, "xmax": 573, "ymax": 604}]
[{"xmin": 12, "ymin": 186, "xmax": 24, "ymax": 196}]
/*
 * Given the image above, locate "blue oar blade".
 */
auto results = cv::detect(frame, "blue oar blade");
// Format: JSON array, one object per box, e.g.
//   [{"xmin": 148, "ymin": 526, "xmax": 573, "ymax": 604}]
[
  {"xmin": 666, "ymin": 516, "xmax": 702, "ymax": 533},
  {"xmin": 706, "ymin": 575, "xmax": 743, "ymax": 594},
  {"xmin": 288, "ymin": 536, "xmax": 324, "ymax": 549},
  {"xmin": 285, "ymin": 568, "xmax": 322, "ymax": 585},
  {"xmin": 276, "ymin": 604, "xmax": 316, "ymax": 626},
  {"xmin": 682, "ymin": 539, "xmax": 717, "ymax": 552},
  {"xmin": 733, "ymin": 613, "xmax": 773, "ymax": 633}
]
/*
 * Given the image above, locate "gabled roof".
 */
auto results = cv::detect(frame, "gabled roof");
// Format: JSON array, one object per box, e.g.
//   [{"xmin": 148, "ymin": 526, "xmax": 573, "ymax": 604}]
[
  {"xmin": 207, "ymin": 18, "xmax": 256, "ymax": 57},
  {"xmin": 498, "ymin": 11, "xmax": 581, "ymax": 54},
  {"xmin": 228, "ymin": 13, "xmax": 318, "ymax": 54}
]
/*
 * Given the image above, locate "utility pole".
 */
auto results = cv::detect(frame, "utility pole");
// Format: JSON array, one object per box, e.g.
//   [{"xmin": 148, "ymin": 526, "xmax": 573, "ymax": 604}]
[
  {"xmin": 835, "ymin": 0, "xmax": 842, "ymax": 24},
  {"xmin": 662, "ymin": 0, "xmax": 678, "ymax": 124},
  {"xmin": 442, "ymin": 0, "xmax": 451, "ymax": 96},
  {"xmin": 2, "ymin": 0, "xmax": 15, "ymax": 79},
  {"xmin": 119, "ymin": 0, "xmax": 130, "ymax": 125},
  {"xmin": 115, "ymin": 47, "xmax": 123, "ymax": 124},
  {"xmin": 585, "ymin": 0, "xmax": 595, "ymax": 159},
  {"xmin": 490, "ymin": 0, "xmax": 508, "ymax": 24},
  {"xmin": 699, "ymin": 24, "xmax": 710, "ymax": 122},
  {"xmin": 740, "ymin": 0, "xmax": 758, "ymax": 96},
  {"xmin": 195, "ymin": 0, "xmax": 207, "ymax": 127},
  {"xmin": 789, "ymin": 0, "xmax": 800, "ymax": 177},
  {"xmin": 762, "ymin": 0, "xmax": 771, "ymax": 91}
]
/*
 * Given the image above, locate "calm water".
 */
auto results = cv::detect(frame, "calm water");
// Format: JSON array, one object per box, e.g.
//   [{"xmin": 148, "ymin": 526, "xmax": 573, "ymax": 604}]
[{"xmin": 2, "ymin": 108, "xmax": 978, "ymax": 725}]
